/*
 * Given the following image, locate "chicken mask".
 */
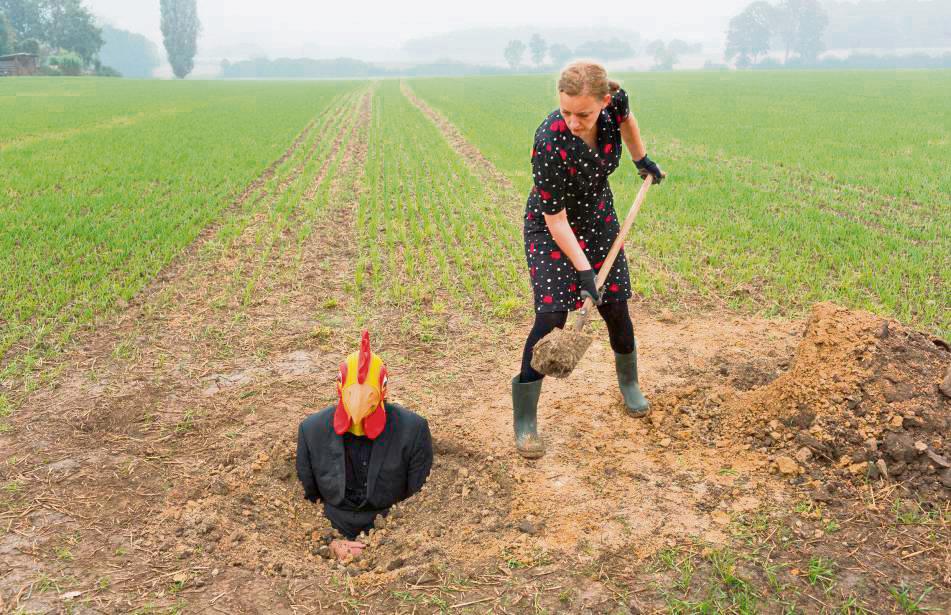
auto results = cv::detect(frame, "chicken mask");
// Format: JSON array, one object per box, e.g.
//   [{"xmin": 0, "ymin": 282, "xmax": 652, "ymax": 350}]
[{"xmin": 333, "ymin": 331, "xmax": 388, "ymax": 439}]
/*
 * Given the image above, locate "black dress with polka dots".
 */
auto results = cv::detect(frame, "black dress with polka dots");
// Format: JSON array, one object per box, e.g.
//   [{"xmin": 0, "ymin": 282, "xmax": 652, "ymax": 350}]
[{"xmin": 523, "ymin": 88, "xmax": 633, "ymax": 313}]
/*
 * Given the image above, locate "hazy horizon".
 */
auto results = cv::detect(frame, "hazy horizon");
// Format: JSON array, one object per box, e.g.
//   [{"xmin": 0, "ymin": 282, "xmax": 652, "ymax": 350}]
[{"xmin": 86, "ymin": 0, "xmax": 754, "ymax": 60}]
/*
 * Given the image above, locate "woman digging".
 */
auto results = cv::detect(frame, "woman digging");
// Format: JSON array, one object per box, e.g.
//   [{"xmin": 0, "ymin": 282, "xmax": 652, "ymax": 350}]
[{"xmin": 513, "ymin": 61, "xmax": 666, "ymax": 459}]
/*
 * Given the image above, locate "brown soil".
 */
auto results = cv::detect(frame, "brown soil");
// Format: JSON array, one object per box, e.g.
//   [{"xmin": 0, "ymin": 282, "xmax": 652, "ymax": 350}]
[{"xmin": 0, "ymin": 85, "xmax": 948, "ymax": 614}]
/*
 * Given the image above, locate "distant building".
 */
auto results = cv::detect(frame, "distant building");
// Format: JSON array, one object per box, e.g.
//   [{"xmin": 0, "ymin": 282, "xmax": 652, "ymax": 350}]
[{"xmin": 0, "ymin": 53, "xmax": 39, "ymax": 77}]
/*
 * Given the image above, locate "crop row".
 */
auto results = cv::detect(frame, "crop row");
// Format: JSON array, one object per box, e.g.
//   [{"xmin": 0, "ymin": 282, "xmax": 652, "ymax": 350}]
[
  {"xmin": 0, "ymin": 79, "xmax": 360, "ymax": 379},
  {"xmin": 408, "ymin": 73, "xmax": 950, "ymax": 336}
]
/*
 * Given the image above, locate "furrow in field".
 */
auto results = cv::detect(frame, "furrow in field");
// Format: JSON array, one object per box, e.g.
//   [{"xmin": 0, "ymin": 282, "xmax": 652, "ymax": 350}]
[
  {"xmin": 400, "ymin": 80, "xmax": 517, "ymax": 196},
  {"xmin": 355, "ymin": 81, "xmax": 528, "ymax": 321},
  {"xmin": 0, "ymin": 85, "xmax": 377, "ymax": 612},
  {"xmin": 0, "ymin": 88, "xmax": 357, "ymax": 384}
]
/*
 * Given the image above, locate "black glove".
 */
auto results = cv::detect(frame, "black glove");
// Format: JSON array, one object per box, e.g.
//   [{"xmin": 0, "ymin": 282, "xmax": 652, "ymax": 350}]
[
  {"xmin": 577, "ymin": 269, "xmax": 601, "ymax": 305},
  {"xmin": 634, "ymin": 155, "xmax": 665, "ymax": 184}
]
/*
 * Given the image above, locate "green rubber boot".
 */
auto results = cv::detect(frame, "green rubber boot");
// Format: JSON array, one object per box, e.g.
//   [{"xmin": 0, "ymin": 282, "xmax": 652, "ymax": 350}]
[
  {"xmin": 511, "ymin": 376, "xmax": 545, "ymax": 459},
  {"xmin": 615, "ymin": 342, "xmax": 650, "ymax": 418}
]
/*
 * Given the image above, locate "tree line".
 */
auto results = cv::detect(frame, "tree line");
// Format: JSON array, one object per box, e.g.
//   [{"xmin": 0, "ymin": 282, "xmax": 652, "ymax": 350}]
[
  {"xmin": 502, "ymin": 34, "xmax": 701, "ymax": 71},
  {"xmin": 725, "ymin": 0, "xmax": 829, "ymax": 67},
  {"xmin": 723, "ymin": 0, "xmax": 950, "ymax": 68},
  {"xmin": 0, "ymin": 0, "xmax": 201, "ymax": 78}
]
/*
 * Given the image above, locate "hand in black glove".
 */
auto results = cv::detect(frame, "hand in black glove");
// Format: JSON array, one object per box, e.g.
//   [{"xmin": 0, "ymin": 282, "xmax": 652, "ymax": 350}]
[
  {"xmin": 577, "ymin": 269, "xmax": 601, "ymax": 306},
  {"xmin": 634, "ymin": 154, "xmax": 665, "ymax": 185}
]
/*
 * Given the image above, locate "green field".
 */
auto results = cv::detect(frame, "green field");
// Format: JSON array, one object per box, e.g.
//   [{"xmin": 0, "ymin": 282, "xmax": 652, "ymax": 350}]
[
  {"xmin": 357, "ymin": 81, "xmax": 524, "ymax": 322},
  {"xmin": 409, "ymin": 71, "xmax": 950, "ymax": 336},
  {"xmin": 0, "ymin": 79, "xmax": 359, "ymax": 376},
  {"xmin": 1, "ymin": 72, "xmax": 949, "ymax": 382}
]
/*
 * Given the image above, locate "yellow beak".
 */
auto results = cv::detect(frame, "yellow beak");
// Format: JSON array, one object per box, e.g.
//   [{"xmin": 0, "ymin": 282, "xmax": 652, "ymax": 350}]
[{"xmin": 342, "ymin": 382, "xmax": 381, "ymax": 435}]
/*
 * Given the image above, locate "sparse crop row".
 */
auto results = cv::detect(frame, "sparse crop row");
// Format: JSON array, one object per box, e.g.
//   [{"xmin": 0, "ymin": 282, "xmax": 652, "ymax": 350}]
[{"xmin": 356, "ymin": 81, "xmax": 526, "ymax": 325}]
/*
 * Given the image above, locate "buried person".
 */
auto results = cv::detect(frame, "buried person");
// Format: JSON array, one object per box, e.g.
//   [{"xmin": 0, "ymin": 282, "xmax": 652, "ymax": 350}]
[
  {"xmin": 514, "ymin": 61, "xmax": 666, "ymax": 459},
  {"xmin": 296, "ymin": 331, "xmax": 433, "ymax": 559}
]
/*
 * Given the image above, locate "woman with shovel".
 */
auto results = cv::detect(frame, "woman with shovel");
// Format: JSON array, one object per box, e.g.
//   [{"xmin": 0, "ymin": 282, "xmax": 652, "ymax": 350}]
[{"xmin": 513, "ymin": 61, "xmax": 665, "ymax": 459}]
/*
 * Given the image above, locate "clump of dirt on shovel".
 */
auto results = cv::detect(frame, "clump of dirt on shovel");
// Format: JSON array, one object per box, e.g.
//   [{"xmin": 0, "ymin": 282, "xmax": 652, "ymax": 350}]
[
  {"xmin": 530, "ymin": 327, "xmax": 593, "ymax": 378},
  {"xmin": 726, "ymin": 302, "xmax": 951, "ymax": 497}
]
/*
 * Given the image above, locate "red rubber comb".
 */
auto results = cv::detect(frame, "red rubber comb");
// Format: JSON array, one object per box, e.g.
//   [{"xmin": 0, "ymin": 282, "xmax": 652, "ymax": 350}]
[{"xmin": 357, "ymin": 330, "xmax": 371, "ymax": 384}]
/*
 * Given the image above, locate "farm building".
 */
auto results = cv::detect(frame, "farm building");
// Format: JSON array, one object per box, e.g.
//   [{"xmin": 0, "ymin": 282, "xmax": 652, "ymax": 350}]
[{"xmin": 0, "ymin": 53, "xmax": 39, "ymax": 76}]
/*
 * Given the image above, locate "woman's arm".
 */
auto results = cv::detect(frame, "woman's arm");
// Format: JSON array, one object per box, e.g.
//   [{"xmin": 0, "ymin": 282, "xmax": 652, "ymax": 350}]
[
  {"xmin": 544, "ymin": 209, "xmax": 590, "ymax": 272},
  {"xmin": 621, "ymin": 114, "xmax": 665, "ymax": 183},
  {"xmin": 620, "ymin": 114, "xmax": 647, "ymax": 162}
]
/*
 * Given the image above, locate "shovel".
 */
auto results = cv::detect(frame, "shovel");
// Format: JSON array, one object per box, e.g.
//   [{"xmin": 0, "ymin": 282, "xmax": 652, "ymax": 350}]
[{"xmin": 530, "ymin": 174, "xmax": 653, "ymax": 378}]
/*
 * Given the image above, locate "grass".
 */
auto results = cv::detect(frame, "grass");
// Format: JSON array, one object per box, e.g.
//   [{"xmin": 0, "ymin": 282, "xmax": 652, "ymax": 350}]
[
  {"xmin": 0, "ymin": 78, "xmax": 360, "ymax": 382},
  {"xmin": 356, "ymin": 81, "xmax": 526, "ymax": 321},
  {"xmin": 890, "ymin": 583, "xmax": 935, "ymax": 614},
  {"xmin": 409, "ymin": 71, "xmax": 951, "ymax": 337},
  {"xmin": 806, "ymin": 555, "xmax": 836, "ymax": 591}
]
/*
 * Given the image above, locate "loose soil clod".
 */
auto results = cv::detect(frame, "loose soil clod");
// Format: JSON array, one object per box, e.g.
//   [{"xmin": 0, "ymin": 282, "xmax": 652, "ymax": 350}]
[{"xmin": 530, "ymin": 327, "xmax": 593, "ymax": 378}]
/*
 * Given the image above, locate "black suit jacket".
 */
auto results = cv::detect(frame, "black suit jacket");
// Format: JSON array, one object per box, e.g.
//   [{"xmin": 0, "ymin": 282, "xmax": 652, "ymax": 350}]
[{"xmin": 295, "ymin": 402, "xmax": 433, "ymax": 512}]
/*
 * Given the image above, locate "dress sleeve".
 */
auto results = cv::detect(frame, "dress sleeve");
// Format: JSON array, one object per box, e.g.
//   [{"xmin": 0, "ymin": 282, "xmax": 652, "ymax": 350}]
[
  {"xmin": 531, "ymin": 138, "xmax": 569, "ymax": 215},
  {"xmin": 608, "ymin": 88, "xmax": 631, "ymax": 123}
]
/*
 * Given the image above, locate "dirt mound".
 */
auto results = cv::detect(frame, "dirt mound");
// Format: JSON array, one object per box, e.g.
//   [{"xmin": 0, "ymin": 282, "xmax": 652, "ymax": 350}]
[{"xmin": 728, "ymin": 302, "xmax": 950, "ymax": 498}]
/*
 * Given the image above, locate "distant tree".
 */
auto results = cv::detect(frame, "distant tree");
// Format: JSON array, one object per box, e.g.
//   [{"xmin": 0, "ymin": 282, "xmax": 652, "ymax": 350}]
[
  {"xmin": 0, "ymin": 11, "xmax": 14, "ymax": 54},
  {"xmin": 774, "ymin": 0, "xmax": 828, "ymax": 63},
  {"xmin": 160, "ymin": 0, "xmax": 200, "ymax": 79},
  {"xmin": 528, "ymin": 33, "xmax": 547, "ymax": 66},
  {"xmin": 15, "ymin": 36, "xmax": 39, "ymax": 54},
  {"xmin": 48, "ymin": 48, "xmax": 81, "ymax": 74},
  {"xmin": 646, "ymin": 40, "xmax": 672, "ymax": 70},
  {"xmin": 44, "ymin": 0, "xmax": 102, "ymax": 63},
  {"xmin": 548, "ymin": 43, "xmax": 572, "ymax": 67},
  {"xmin": 574, "ymin": 37, "xmax": 635, "ymax": 60},
  {"xmin": 99, "ymin": 24, "xmax": 161, "ymax": 78},
  {"xmin": 0, "ymin": 0, "xmax": 44, "ymax": 41},
  {"xmin": 503, "ymin": 39, "xmax": 525, "ymax": 70},
  {"xmin": 0, "ymin": 1, "xmax": 102, "ymax": 63},
  {"xmin": 725, "ymin": 1, "xmax": 775, "ymax": 66},
  {"xmin": 794, "ymin": 0, "xmax": 828, "ymax": 63},
  {"xmin": 667, "ymin": 39, "xmax": 691, "ymax": 56}
]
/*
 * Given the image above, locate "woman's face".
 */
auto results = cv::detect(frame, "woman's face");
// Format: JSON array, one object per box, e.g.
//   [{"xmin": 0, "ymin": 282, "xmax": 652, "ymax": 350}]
[{"xmin": 559, "ymin": 92, "xmax": 611, "ymax": 136}]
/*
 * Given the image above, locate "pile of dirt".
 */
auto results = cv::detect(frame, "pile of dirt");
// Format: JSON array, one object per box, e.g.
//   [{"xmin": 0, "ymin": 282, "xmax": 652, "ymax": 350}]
[{"xmin": 726, "ymin": 302, "xmax": 950, "ymax": 498}]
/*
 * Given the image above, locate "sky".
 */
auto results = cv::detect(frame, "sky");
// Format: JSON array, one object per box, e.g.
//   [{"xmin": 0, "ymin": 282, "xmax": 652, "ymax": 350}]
[{"xmin": 85, "ymin": 0, "xmax": 757, "ymax": 61}]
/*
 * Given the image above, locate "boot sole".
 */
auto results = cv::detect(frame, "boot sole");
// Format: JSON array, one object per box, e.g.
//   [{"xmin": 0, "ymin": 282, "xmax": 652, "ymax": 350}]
[
  {"xmin": 516, "ymin": 446, "xmax": 546, "ymax": 459},
  {"xmin": 625, "ymin": 406, "xmax": 651, "ymax": 418},
  {"xmin": 516, "ymin": 436, "xmax": 545, "ymax": 459}
]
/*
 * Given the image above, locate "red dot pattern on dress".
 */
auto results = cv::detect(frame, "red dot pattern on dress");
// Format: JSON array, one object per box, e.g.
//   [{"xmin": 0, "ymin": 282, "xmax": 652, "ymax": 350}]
[{"xmin": 523, "ymin": 88, "xmax": 634, "ymax": 313}]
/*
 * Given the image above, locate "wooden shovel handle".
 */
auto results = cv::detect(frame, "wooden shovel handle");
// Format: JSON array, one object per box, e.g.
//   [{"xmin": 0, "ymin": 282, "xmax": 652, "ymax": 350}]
[{"xmin": 573, "ymin": 174, "xmax": 653, "ymax": 332}]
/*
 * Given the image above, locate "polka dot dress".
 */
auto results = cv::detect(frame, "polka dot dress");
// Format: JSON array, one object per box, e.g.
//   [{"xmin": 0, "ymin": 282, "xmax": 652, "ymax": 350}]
[{"xmin": 524, "ymin": 88, "xmax": 633, "ymax": 313}]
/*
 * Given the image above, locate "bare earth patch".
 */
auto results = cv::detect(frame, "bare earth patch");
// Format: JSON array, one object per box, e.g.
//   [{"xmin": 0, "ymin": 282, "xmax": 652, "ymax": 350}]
[{"xmin": 0, "ymin": 85, "xmax": 947, "ymax": 614}]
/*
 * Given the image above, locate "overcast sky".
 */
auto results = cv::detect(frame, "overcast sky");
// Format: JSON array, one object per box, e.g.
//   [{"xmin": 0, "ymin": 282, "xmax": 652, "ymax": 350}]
[{"xmin": 86, "ymin": 0, "xmax": 758, "ymax": 59}]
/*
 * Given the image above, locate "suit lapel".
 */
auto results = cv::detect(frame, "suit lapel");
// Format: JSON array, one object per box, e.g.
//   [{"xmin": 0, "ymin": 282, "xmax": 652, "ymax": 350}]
[{"xmin": 366, "ymin": 406, "xmax": 396, "ymax": 501}]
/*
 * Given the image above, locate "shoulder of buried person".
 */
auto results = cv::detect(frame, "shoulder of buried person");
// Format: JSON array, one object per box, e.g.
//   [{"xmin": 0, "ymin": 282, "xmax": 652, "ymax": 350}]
[
  {"xmin": 299, "ymin": 405, "xmax": 337, "ymax": 437},
  {"xmin": 383, "ymin": 402, "xmax": 433, "ymax": 435}
]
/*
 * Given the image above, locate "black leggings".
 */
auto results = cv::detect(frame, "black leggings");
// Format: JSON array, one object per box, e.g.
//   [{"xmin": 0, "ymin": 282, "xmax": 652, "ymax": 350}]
[{"xmin": 519, "ymin": 301, "xmax": 635, "ymax": 383}]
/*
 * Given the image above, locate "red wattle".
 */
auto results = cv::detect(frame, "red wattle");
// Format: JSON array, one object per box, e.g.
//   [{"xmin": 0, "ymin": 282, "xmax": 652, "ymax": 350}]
[
  {"xmin": 333, "ymin": 399, "xmax": 351, "ymax": 435},
  {"xmin": 364, "ymin": 403, "xmax": 387, "ymax": 440}
]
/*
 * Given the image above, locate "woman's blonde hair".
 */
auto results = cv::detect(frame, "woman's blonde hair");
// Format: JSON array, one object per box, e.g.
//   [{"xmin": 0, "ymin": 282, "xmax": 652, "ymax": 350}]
[{"xmin": 557, "ymin": 61, "xmax": 620, "ymax": 98}]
